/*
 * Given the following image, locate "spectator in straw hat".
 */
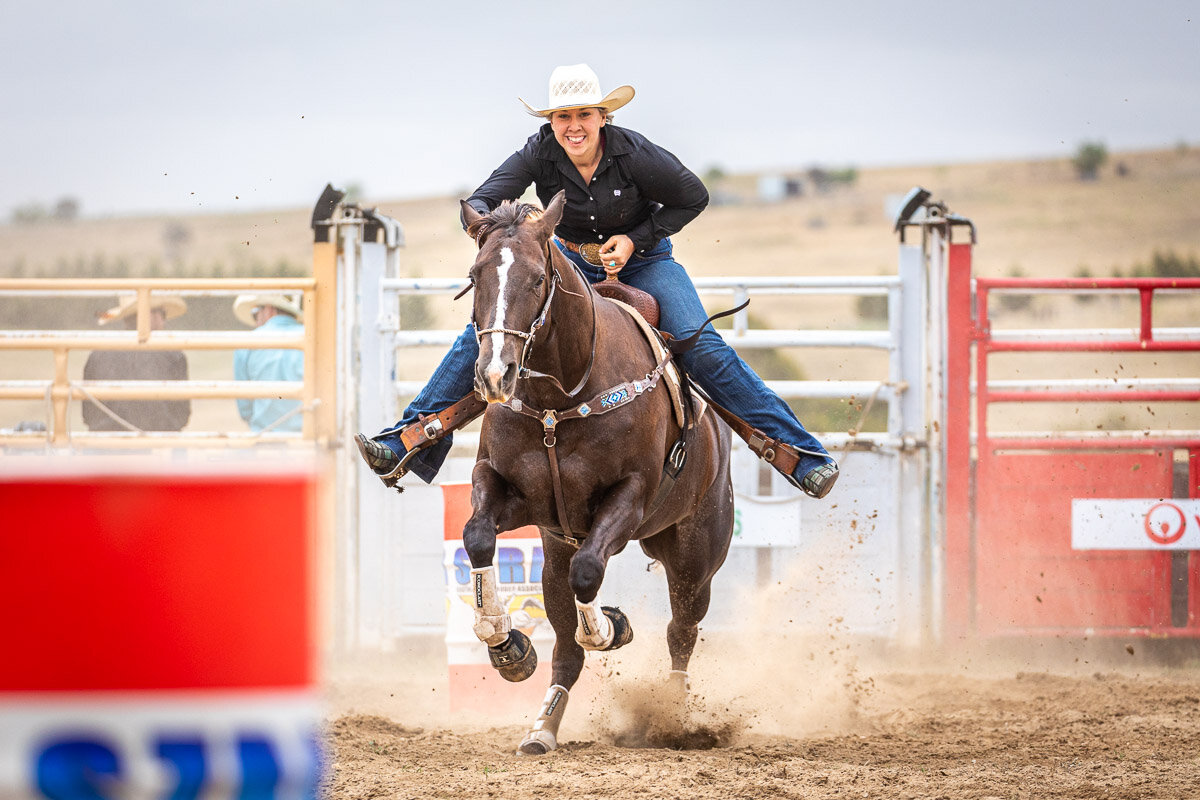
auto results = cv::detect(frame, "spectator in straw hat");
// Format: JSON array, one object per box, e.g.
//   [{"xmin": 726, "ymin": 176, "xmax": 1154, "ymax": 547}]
[
  {"xmin": 232, "ymin": 294, "xmax": 305, "ymax": 433},
  {"xmin": 82, "ymin": 295, "xmax": 191, "ymax": 432}
]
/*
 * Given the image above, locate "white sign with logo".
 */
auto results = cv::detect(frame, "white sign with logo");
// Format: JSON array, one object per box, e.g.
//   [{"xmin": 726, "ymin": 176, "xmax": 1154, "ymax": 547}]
[
  {"xmin": 1071, "ymin": 499, "xmax": 1200, "ymax": 550},
  {"xmin": 731, "ymin": 494, "xmax": 801, "ymax": 548}
]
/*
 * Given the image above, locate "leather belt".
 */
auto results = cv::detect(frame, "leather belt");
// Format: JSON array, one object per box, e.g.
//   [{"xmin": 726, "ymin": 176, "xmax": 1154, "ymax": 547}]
[{"xmin": 556, "ymin": 238, "xmax": 605, "ymax": 267}]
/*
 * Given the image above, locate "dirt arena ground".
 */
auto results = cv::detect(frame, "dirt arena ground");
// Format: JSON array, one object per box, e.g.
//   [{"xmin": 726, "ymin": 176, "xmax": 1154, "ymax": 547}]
[{"xmin": 323, "ymin": 633, "xmax": 1200, "ymax": 799}]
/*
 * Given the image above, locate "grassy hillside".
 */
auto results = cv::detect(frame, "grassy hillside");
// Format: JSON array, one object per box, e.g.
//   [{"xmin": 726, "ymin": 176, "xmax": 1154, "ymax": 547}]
[
  {"xmin": 4, "ymin": 147, "xmax": 1199, "ymax": 285},
  {"xmin": 2, "ymin": 146, "xmax": 1198, "ymax": 435}
]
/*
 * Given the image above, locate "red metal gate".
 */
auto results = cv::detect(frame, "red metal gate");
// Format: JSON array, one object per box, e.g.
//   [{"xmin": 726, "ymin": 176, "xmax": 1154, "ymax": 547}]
[{"xmin": 944, "ymin": 241, "xmax": 1200, "ymax": 639}]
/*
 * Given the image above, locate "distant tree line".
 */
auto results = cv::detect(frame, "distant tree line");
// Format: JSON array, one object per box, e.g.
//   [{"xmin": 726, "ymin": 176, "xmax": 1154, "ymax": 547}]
[
  {"xmin": 1073, "ymin": 250, "xmax": 1200, "ymax": 282},
  {"xmin": 855, "ymin": 250, "xmax": 1200, "ymax": 320},
  {"xmin": 805, "ymin": 166, "xmax": 858, "ymax": 192},
  {"xmin": 10, "ymin": 197, "xmax": 81, "ymax": 223},
  {"xmin": 1126, "ymin": 250, "xmax": 1200, "ymax": 279}
]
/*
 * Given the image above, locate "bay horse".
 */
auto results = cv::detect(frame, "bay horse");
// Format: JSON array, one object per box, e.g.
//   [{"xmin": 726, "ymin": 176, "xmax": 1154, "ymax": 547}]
[{"xmin": 459, "ymin": 191, "xmax": 734, "ymax": 755}]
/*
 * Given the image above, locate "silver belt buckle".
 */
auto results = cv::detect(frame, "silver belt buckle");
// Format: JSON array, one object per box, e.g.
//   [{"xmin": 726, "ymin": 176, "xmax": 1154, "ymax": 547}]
[
  {"xmin": 422, "ymin": 418, "xmax": 444, "ymax": 440},
  {"xmin": 578, "ymin": 242, "xmax": 604, "ymax": 267}
]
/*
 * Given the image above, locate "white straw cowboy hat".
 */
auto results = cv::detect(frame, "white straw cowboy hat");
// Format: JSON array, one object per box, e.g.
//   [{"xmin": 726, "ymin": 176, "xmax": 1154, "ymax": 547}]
[
  {"xmin": 519, "ymin": 63, "xmax": 634, "ymax": 118},
  {"xmin": 97, "ymin": 295, "xmax": 187, "ymax": 325},
  {"xmin": 233, "ymin": 294, "xmax": 304, "ymax": 327}
]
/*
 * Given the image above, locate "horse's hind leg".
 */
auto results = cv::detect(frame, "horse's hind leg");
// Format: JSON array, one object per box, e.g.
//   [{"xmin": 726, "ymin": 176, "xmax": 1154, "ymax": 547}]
[
  {"xmin": 664, "ymin": 573, "xmax": 713, "ymax": 694},
  {"xmin": 463, "ymin": 461, "xmax": 536, "ymax": 682},
  {"xmin": 643, "ymin": 512, "xmax": 732, "ymax": 696}
]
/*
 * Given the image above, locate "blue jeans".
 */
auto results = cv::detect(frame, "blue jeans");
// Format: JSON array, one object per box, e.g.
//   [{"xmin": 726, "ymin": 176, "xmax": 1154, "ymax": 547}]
[{"xmin": 372, "ymin": 238, "xmax": 833, "ymax": 482}]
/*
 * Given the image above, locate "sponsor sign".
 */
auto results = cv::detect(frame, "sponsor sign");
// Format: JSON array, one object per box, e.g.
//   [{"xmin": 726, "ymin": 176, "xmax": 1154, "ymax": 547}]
[
  {"xmin": 441, "ymin": 483, "xmax": 554, "ymax": 711},
  {"xmin": 731, "ymin": 494, "xmax": 802, "ymax": 548},
  {"xmin": 1072, "ymin": 499, "xmax": 1200, "ymax": 550}
]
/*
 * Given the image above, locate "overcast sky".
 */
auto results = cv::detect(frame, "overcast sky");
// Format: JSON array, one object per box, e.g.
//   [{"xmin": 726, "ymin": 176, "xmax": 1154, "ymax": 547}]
[{"xmin": 2, "ymin": 1, "xmax": 1196, "ymax": 220}]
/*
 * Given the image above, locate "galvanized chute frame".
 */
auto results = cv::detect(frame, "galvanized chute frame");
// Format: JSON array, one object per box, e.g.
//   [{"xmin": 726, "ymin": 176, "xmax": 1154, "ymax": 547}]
[{"xmin": 334, "ymin": 188, "xmax": 954, "ymax": 650}]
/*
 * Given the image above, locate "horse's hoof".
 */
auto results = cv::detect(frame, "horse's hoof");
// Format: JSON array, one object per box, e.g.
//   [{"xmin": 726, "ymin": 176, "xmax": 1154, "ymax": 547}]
[
  {"xmin": 488, "ymin": 629, "xmax": 537, "ymax": 682},
  {"xmin": 665, "ymin": 669, "xmax": 690, "ymax": 701},
  {"xmin": 516, "ymin": 736, "xmax": 553, "ymax": 756},
  {"xmin": 601, "ymin": 606, "xmax": 634, "ymax": 651}
]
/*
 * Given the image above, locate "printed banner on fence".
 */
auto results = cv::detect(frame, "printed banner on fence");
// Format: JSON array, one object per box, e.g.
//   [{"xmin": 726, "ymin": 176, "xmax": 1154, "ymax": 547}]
[
  {"xmin": 441, "ymin": 482, "xmax": 555, "ymax": 711},
  {"xmin": 1072, "ymin": 498, "xmax": 1200, "ymax": 550}
]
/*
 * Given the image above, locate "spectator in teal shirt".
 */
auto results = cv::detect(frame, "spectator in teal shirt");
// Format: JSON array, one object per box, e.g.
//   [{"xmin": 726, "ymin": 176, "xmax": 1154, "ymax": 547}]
[{"xmin": 233, "ymin": 294, "xmax": 305, "ymax": 432}]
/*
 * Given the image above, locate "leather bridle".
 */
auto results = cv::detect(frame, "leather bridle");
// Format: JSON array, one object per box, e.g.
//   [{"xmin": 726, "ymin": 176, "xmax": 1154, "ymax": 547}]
[
  {"xmin": 472, "ymin": 252, "xmax": 598, "ymax": 400},
  {"xmin": 469, "ymin": 240, "xmax": 687, "ymax": 549}
]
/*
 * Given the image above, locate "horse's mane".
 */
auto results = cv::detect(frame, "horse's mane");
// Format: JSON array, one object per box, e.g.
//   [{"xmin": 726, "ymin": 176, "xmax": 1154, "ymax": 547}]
[{"xmin": 467, "ymin": 201, "xmax": 543, "ymax": 243}]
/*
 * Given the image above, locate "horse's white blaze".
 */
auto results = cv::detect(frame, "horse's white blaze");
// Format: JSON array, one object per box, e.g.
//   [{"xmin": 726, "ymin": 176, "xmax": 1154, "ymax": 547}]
[{"xmin": 485, "ymin": 247, "xmax": 515, "ymax": 384}]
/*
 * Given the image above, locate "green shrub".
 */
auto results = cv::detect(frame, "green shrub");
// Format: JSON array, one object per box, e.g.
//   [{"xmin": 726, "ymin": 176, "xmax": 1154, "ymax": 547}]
[
  {"xmin": 1072, "ymin": 141, "xmax": 1108, "ymax": 181},
  {"xmin": 1131, "ymin": 250, "xmax": 1200, "ymax": 279},
  {"xmin": 998, "ymin": 266, "xmax": 1033, "ymax": 312}
]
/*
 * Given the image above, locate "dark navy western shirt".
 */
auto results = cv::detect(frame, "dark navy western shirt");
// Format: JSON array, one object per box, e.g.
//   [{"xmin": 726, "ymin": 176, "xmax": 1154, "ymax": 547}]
[{"xmin": 465, "ymin": 124, "xmax": 709, "ymax": 254}]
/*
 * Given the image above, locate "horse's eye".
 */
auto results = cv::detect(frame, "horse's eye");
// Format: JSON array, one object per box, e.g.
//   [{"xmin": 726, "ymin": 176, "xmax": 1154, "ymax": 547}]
[{"xmin": 534, "ymin": 275, "xmax": 545, "ymax": 289}]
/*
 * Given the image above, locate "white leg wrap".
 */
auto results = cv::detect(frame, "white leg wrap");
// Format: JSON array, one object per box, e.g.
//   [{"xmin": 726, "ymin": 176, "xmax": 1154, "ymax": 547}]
[
  {"xmin": 667, "ymin": 669, "xmax": 691, "ymax": 694},
  {"xmin": 574, "ymin": 597, "xmax": 614, "ymax": 650},
  {"xmin": 518, "ymin": 685, "xmax": 569, "ymax": 755},
  {"xmin": 470, "ymin": 567, "xmax": 511, "ymax": 647}
]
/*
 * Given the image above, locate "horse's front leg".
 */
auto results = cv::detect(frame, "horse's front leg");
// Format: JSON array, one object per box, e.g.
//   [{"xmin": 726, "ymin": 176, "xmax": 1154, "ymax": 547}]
[
  {"xmin": 515, "ymin": 477, "xmax": 647, "ymax": 757},
  {"xmin": 463, "ymin": 459, "xmax": 537, "ymax": 682},
  {"xmin": 569, "ymin": 474, "xmax": 646, "ymax": 651},
  {"xmin": 516, "ymin": 535, "xmax": 583, "ymax": 756}
]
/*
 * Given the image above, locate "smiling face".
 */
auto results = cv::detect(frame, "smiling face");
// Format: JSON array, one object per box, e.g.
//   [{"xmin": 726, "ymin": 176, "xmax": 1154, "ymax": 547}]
[{"xmin": 549, "ymin": 107, "xmax": 605, "ymax": 166}]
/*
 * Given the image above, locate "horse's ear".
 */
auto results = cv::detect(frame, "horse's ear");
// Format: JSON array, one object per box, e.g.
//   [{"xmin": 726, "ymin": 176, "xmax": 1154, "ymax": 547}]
[
  {"xmin": 460, "ymin": 200, "xmax": 485, "ymax": 243},
  {"xmin": 538, "ymin": 190, "xmax": 566, "ymax": 239}
]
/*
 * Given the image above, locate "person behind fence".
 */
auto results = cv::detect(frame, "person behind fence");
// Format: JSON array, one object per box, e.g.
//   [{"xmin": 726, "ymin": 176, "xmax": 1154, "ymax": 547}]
[
  {"xmin": 354, "ymin": 63, "xmax": 838, "ymax": 499},
  {"xmin": 82, "ymin": 296, "xmax": 192, "ymax": 432},
  {"xmin": 232, "ymin": 294, "xmax": 305, "ymax": 433}
]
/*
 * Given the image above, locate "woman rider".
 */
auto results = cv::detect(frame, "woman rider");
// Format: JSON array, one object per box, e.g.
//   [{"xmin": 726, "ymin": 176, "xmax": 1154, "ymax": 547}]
[{"xmin": 356, "ymin": 63, "xmax": 839, "ymax": 499}]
